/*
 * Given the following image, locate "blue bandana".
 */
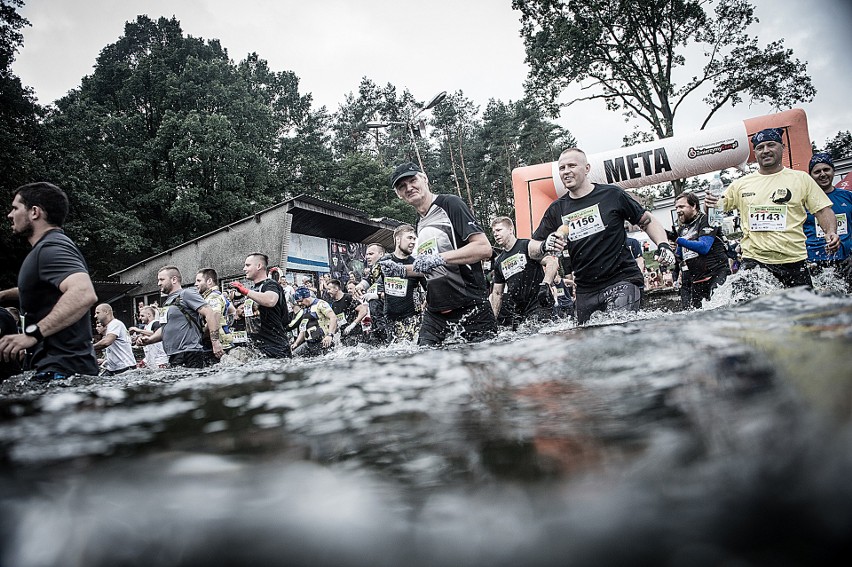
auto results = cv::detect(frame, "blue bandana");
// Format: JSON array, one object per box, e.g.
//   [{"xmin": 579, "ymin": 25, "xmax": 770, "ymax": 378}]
[
  {"xmin": 808, "ymin": 152, "xmax": 834, "ymax": 172},
  {"xmin": 751, "ymin": 128, "xmax": 784, "ymax": 146}
]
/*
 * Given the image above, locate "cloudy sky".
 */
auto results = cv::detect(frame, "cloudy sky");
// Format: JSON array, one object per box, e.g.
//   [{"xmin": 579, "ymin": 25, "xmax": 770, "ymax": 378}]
[{"xmin": 12, "ymin": 0, "xmax": 852, "ymax": 154}]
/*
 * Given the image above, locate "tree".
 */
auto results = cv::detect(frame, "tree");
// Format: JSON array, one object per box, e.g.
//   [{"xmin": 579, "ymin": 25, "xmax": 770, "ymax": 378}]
[
  {"xmin": 514, "ymin": 0, "xmax": 815, "ymax": 142},
  {"xmin": 820, "ymin": 131, "xmax": 852, "ymax": 159},
  {"xmin": 41, "ymin": 16, "xmax": 315, "ymax": 277},
  {"xmin": 0, "ymin": 0, "xmax": 44, "ymax": 288}
]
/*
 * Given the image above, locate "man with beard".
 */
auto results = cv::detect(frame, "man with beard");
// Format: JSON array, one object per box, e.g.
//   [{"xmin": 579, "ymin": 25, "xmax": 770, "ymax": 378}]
[
  {"xmin": 381, "ymin": 162, "xmax": 497, "ymax": 346},
  {"xmin": 382, "ymin": 224, "xmax": 427, "ymax": 342},
  {"xmin": 229, "ymin": 254, "xmax": 291, "ymax": 358},
  {"xmin": 326, "ymin": 278, "xmax": 368, "ymax": 345},
  {"xmin": 195, "ymin": 268, "xmax": 235, "ymax": 363},
  {"xmin": 356, "ymin": 242, "xmax": 390, "ymax": 344},
  {"xmin": 529, "ymin": 148, "xmax": 675, "ymax": 324},
  {"xmin": 704, "ymin": 129, "xmax": 838, "ymax": 287},
  {"xmin": 673, "ymin": 192, "xmax": 731, "ymax": 308},
  {"xmin": 489, "ymin": 216, "xmax": 552, "ymax": 329},
  {"xmin": 0, "ymin": 182, "xmax": 99, "ymax": 379},
  {"xmin": 142, "ymin": 266, "xmax": 223, "ymax": 368},
  {"xmin": 804, "ymin": 153, "xmax": 852, "ymax": 288}
]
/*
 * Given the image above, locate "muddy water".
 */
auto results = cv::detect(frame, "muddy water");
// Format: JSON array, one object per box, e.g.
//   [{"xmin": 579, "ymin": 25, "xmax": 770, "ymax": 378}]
[{"xmin": 1, "ymin": 272, "xmax": 851, "ymax": 566}]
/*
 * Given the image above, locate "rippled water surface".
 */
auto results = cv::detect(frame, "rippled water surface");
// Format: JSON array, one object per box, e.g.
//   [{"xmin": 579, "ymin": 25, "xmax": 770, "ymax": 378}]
[{"xmin": 2, "ymin": 274, "xmax": 852, "ymax": 566}]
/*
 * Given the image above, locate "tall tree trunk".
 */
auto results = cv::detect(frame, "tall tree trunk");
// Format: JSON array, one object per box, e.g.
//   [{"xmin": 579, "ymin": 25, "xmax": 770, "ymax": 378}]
[
  {"xmin": 445, "ymin": 131, "xmax": 463, "ymax": 198},
  {"xmin": 457, "ymin": 127, "xmax": 475, "ymax": 214}
]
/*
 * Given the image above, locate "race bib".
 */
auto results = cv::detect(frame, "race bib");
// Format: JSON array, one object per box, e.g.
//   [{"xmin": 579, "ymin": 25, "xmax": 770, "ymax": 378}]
[
  {"xmin": 682, "ymin": 248, "xmax": 698, "ymax": 261},
  {"xmin": 500, "ymin": 253, "xmax": 527, "ymax": 279},
  {"xmin": 336, "ymin": 311, "xmax": 347, "ymax": 325},
  {"xmin": 385, "ymin": 276, "xmax": 409, "ymax": 297},
  {"xmin": 815, "ymin": 213, "xmax": 848, "ymax": 238},
  {"xmin": 243, "ymin": 299, "xmax": 255, "ymax": 318},
  {"xmin": 561, "ymin": 204, "xmax": 605, "ymax": 241},
  {"xmin": 417, "ymin": 237, "xmax": 440, "ymax": 256},
  {"xmin": 747, "ymin": 205, "xmax": 787, "ymax": 231},
  {"xmin": 299, "ymin": 320, "xmax": 308, "ymax": 333}
]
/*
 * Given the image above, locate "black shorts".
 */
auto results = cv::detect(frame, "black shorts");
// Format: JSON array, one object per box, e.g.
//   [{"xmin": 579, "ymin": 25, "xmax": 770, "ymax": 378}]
[
  {"xmin": 688, "ymin": 268, "xmax": 730, "ymax": 308},
  {"xmin": 418, "ymin": 302, "xmax": 497, "ymax": 347},
  {"xmin": 740, "ymin": 258, "xmax": 812, "ymax": 288},
  {"xmin": 169, "ymin": 351, "xmax": 206, "ymax": 368},
  {"xmin": 575, "ymin": 281, "xmax": 642, "ymax": 325},
  {"xmin": 101, "ymin": 365, "xmax": 136, "ymax": 377}
]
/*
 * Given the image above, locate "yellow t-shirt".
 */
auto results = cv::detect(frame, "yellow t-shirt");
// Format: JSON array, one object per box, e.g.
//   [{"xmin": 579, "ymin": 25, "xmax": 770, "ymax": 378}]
[{"xmin": 722, "ymin": 168, "xmax": 832, "ymax": 264}]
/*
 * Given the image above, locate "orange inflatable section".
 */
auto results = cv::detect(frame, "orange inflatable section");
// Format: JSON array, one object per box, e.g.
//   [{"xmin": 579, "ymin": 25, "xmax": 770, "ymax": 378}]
[{"xmin": 511, "ymin": 108, "xmax": 812, "ymax": 238}]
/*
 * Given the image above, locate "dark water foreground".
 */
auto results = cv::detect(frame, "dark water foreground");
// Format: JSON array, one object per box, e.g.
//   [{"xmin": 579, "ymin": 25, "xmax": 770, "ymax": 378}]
[{"xmin": 1, "ymin": 285, "xmax": 852, "ymax": 566}]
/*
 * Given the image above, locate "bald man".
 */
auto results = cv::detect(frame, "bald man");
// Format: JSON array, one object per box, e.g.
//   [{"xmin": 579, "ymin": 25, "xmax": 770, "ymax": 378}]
[{"xmin": 94, "ymin": 303, "xmax": 137, "ymax": 376}]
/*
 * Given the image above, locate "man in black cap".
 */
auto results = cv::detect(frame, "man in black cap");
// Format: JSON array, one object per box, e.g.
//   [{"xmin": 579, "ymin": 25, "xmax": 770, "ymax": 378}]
[
  {"xmin": 704, "ymin": 128, "xmax": 839, "ymax": 287},
  {"xmin": 381, "ymin": 162, "xmax": 497, "ymax": 346}
]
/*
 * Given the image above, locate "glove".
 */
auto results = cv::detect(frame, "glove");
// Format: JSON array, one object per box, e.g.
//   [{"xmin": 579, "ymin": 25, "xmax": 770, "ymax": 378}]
[
  {"xmin": 544, "ymin": 231, "xmax": 565, "ymax": 254},
  {"xmin": 412, "ymin": 254, "xmax": 446, "ymax": 275},
  {"xmin": 229, "ymin": 281, "xmax": 251, "ymax": 296},
  {"xmin": 538, "ymin": 282, "xmax": 555, "ymax": 308},
  {"xmin": 379, "ymin": 259, "xmax": 407, "ymax": 278},
  {"xmin": 656, "ymin": 242, "xmax": 675, "ymax": 266}
]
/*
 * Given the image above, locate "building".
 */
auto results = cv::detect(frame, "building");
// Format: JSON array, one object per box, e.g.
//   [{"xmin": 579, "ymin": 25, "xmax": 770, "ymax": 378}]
[{"xmin": 111, "ymin": 195, "xmax": 403, "ymax": 314}]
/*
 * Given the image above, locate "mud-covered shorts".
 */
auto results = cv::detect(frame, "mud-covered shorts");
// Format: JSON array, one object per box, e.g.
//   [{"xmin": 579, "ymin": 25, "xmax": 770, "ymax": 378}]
[{"xmin": 575, "ymin": 281, "xmax": 642, "ymax": 325}]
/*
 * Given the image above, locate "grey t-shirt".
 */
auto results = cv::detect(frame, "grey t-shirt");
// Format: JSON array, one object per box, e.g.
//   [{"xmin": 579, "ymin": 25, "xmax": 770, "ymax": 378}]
[{"xmin": 159, "ymin": 288, "xmax": 206, "ymax": 355}]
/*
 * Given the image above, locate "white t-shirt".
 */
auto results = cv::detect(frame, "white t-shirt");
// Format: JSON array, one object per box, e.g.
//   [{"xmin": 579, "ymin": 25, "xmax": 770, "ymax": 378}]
[
  {"xmin": 104, "ymin": 318, "xmax": 137, "ymax": 372},
  {"xmin": 143, "ymin": 321, "xmax": 169, "ymax": 367}
]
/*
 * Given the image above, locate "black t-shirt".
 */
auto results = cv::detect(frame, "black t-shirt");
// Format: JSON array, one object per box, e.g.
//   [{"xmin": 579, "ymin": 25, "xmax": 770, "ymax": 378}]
[
  {"xmin": 415, "ymin": 194, "xmax": 489, "ymax": 312},
  {"xmin": 331, "ymin": 293, "xmax": 362, "ymax": 333},
  {"xmin": 248, "ymin": 279, "xmax": 290, "ymax": 354},
  {"xmin": 381, "ymin": 254, "xmax": 426, "ymax": 320},
  {"xmin": 676, "ymin": 213, "xmax": 730, "ymax": 280},
  {"xmin": 533, "ymin": 184, "xmax": 646, "ymax": 293},
  {"xmin": 493, "ymin": 239, "xmax": 544, "ymax": 317},
  {"xmin": 17, "ymin": 229, "xmax": 99, "ymax": 375}
]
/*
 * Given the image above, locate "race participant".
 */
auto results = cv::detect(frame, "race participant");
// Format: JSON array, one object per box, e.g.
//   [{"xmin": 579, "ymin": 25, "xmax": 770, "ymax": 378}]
[
  {"xmin": 291, "ymin": 287, "xmax": 338, "ymax": 357},
  {"xmin": 195, "ymin": 268, "xmax": 235, "ymax": 363},
  {"xmin": 529, "ymin": 148, "xmax": 675, "ymax": 324},
  {"xmin": 489, "ymin": 216, "xmax": 551, "ymax": 329},
  {"xmin": 0, "ymin": 307, "xmax": 22, "ymax": 380},
  {"xmin": 0, "ymin": 182, "xmax": 99, "ymax": 379},
  {"xmin": 327, "ymin": 278, "xmax": 368, "ymax": 345},
  {"xmin": 229, "ymin": 254, "xmax": 291, "ymax": 358},
  {"xmin": 356, "ymin": 243, "xmax": 389, "ymax": 344},
  {"xmin": 804, "ymin": 153, "xmax": 852, "ymax": 288},
  {"xmin": 141, "ymin": 266, "xmax": 223, "ymax": 368},
  {"xmin": 129, "ymin": 305, "xmax": 168, "ymax": 368},
  {"xmin": 93, "ymin": 303, "xmax": 137, "ymax": 376},
  {"xmin": 674, "ymin": 192, "xmax": 731, "ymax": 308},
  {"xmin": 382, "ymin": 224, "xmax": 426, "ymax": 343},
  {"xmin": 380, "ymin": 162, "xmax": 497, "ymax": 346},
  {"xmin": 704, "ymin": 128, "xmax": 839, "ymax": 287}
]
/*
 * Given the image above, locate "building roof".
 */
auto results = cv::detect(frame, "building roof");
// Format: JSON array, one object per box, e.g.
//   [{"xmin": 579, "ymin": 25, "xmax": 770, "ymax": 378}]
[{"xmin": 110, "ymin": 194, "xmax": 402, "ymax": 277}]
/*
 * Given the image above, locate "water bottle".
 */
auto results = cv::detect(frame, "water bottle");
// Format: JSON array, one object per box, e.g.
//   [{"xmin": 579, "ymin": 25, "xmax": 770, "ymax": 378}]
[{"xmin": 707, "ymin": 172, "xmax": 724, "ymax": 228}]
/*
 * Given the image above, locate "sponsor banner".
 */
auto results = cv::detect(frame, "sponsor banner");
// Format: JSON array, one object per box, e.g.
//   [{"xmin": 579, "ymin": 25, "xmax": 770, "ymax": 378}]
[
  {"xmin": 552, "ymin": 122, "xmax": 750, "ymax": 196},
  {"xmin": 287, "ymin": 233, "xmax": 330, "ymax": 272}
]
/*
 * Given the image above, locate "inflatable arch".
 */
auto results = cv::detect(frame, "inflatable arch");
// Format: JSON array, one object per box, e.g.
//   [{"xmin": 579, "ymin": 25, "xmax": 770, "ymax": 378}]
[{"xmin": 511, "ymin": 108, "xmax": 812, "ymax": 238}]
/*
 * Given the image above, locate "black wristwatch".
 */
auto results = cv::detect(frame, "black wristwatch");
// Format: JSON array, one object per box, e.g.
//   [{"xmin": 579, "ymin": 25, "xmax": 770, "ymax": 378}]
[{"xmin": 24, "ymin": 323, "xmax": 44, "ymax": 342}]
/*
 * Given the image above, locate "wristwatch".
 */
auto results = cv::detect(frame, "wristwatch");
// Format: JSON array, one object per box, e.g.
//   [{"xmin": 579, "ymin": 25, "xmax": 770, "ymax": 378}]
[{"xmin": 24, "ymin": 323, "xmax": 44, "ymax": 342}]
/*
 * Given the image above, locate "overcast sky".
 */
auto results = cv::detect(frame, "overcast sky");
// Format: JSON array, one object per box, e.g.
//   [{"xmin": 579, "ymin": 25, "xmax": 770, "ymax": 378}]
[{"xmin": 12, "ymin": 0, "xmax": 852, "ymax": 154}]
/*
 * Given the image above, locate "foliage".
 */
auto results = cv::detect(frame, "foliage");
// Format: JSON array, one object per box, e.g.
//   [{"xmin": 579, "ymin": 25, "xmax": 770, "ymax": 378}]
[{"xmin": 819, "ymin": 130, "xmax": 852, "ymax": 160}]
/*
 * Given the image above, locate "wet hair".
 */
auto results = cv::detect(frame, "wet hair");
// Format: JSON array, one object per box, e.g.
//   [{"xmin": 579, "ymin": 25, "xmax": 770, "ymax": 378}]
[
  {"xmin": 15, "ymin": 182, "xmax": 70, "ymax": 227},
  {"xmin": 197, "ymin": 268, "xmax": 218, "ymax": 283},
  {"xmin": 248, "ymin": 253, "xmax": 269, "ymax": 270},
  {"xmin": 393, "ymin": 224, "xmax": 416, "ymax": 239},
  {"xmin": 157, "ymin": 265, "xmax": 182, "ymax": 282},
  {"xmin": 676, "ymin": 192, "xmax": 700, "ymax": 209},
  {"xmin": 328, "ymin": 279, "xmax": 342, "ymax": 289},
  {"xmin": 490, "ymin": 216, "xmax": 515, "ymax": 230},
  {"xmin": 367, "ymin": 243, "xmax": 386, "ymax": 254}
]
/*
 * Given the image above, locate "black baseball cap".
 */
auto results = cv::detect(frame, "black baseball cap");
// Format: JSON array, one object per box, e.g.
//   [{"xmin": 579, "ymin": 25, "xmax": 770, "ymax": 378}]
[{"xmin": 389, "ymin": 162, "xmax": 422, "ymax": 189}]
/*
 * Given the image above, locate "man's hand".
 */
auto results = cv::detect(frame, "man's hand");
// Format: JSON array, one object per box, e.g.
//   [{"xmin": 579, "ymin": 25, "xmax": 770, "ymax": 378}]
[
  {"xmin": 544, "ymin": 231, "xmax": 566, "ymax": 254},
  {"xmin": 321, "ymin": 334, "xmax": 334, "ymax": 348},
  {"xmin": 704, "ymin": 193, "xmax": 720, "ymax": 209},
  {"xmin": 379, "ymin": 259, "xmax": 407, "ymax": 278},
  {"xmin": 229, "ymin": 281, "xmax": 251, "ymax": 296},
  {"xmin": 211, "ymin": 339, "xmax": 224, "ymax": 359},
  {"xmin": 0, "ymin": 334, "xmax": 37, "ymax": 362},
  {"xmin": 656, "ymin": 242, "xmax": 676, "ymax": 266},
  {"xmin": 825, "ymin": 232, "xmax": 841, "ymax": 254},
  {"xmin": 412, "ymin": 254, "xmax": 446, "ymax": 275}
]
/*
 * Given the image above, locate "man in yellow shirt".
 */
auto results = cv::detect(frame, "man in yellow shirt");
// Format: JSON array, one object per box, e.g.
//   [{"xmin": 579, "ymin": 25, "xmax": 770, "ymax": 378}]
[{"xmin": 704, "ymin": 128, "xmax": 839, "ymax": 287}]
